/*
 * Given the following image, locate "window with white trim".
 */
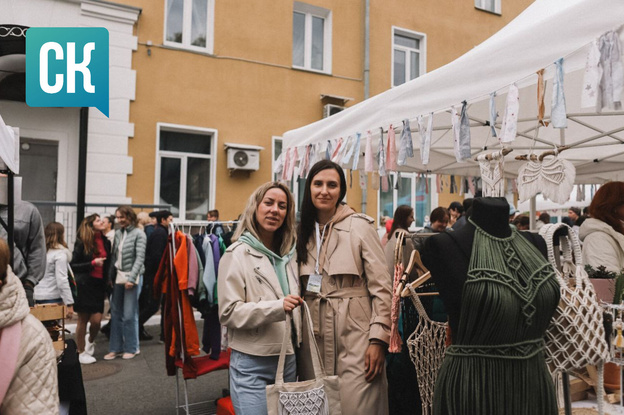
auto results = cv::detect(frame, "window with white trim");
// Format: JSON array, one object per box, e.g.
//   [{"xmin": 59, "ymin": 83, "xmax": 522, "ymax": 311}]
[
  {"xmin": 392, "ymin": 27, "xmax": 426, "ymax": 87},
  {"xmin": 475, "ymin": 0, "xmax": 501, "ymax": 14},
  {"xmin": 156, "ymin": 124, "xmax": 216, "ymax": 220},
  {"xmin": 292, "ymin": 2, "xmax": 332, "ymax": 73},
  {"xmin": 164, "ymin": 0, "xmax": 215, "ymax": 53},
  {"xmin": 379, "ymin": 173, "xmax": 432, "ymax": 228}
]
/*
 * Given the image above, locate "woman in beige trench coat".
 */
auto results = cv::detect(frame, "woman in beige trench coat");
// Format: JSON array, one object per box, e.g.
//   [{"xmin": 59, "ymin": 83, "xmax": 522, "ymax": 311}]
[{"xmin": 296, "ymin": 160, "xmax": 392, "ymax": 415}]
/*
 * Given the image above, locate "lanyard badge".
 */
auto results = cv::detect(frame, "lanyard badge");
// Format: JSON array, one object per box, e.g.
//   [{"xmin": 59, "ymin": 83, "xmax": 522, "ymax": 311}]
[{"xmin": 306, "ymin": 222, "xmax": 326, "ymax": 293}]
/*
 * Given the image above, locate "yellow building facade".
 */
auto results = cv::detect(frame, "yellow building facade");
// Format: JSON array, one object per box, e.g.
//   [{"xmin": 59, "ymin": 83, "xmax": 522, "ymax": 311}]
[{"xmin": 114, "ymin": 0, "xmax": 532, "ymax": 222}]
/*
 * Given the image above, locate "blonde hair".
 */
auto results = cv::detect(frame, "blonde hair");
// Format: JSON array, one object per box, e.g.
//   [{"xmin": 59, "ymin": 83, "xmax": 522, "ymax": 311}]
[
  {"xmin": 137, "ymin": 211, "xmax": 150, "ymax": 229},
  {"xmin": 233, "ymin": 182, "xmax": 296, "ymax": 256}
]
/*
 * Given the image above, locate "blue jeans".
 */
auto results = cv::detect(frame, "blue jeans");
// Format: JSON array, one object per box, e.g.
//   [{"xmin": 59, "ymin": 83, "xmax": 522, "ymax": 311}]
[
  {"xmin": 229, "ymin": 349, "xmax": 296, "ymax": 415},
  {"xmin": 109, "ymin": 276, "xmax": 142, "ymax": 354}
]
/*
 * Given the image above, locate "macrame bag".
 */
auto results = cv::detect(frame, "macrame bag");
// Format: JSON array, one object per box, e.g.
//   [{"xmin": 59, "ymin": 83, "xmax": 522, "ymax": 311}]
[
  {"xmin": 266, "ymin": 302, "xmax": 342, "ymax": 415},
  {"xmin": 539, "ymin": 223, "xmax": 610, "ymax": 373}
]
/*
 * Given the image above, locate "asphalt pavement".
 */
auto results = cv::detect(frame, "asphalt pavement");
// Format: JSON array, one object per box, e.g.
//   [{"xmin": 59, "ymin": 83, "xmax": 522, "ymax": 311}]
[{"xmin": 69, "ymin": 321, "xmax": 229, "ymax": 415}]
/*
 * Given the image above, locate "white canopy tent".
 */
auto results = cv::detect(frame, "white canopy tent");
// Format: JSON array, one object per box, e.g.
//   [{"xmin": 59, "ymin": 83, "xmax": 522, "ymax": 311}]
[{"xmin": 282, "ymin": 0, "xmax": 624, "ymax": 185}]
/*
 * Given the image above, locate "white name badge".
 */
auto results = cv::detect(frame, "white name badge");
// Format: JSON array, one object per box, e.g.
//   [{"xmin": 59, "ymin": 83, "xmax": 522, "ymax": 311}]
[{"xmin": 306, "ymin": 273, "xmax": 322, "ymax": 293}]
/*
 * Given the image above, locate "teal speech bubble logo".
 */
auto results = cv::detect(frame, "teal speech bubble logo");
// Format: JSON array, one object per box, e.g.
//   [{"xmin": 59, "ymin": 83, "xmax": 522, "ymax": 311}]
[{"xmin": 26, "ymin": 27, "xmax": 109, "ymax": 117}]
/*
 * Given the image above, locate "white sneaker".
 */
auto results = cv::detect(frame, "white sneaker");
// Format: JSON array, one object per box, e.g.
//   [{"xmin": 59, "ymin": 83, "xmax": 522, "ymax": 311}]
[
  {"xmin": 84, "ymin": 334, "xmax": 95, "ymax": 356},
  {"xmin": 79, "ymin": 352, "xmax": 96, "ymax": 365}
]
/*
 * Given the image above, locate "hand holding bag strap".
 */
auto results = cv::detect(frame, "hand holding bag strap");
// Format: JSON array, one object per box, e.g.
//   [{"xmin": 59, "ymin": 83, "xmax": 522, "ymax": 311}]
[{"xmin": 275, "ymin": 301, "xmax": 326, "ymax": 386}]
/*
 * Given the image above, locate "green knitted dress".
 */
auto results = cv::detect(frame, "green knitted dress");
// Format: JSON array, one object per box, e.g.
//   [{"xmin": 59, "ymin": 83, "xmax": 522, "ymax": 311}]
[{"xmin": 433, "ymin": 221, "xmax": 560, "ymax": 415}]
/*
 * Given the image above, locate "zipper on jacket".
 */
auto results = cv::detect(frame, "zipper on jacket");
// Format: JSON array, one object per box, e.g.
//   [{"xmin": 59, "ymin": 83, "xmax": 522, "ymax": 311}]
[{"xmin": 254, "ymin": 267, "xmax": 281, "ymax": 300}]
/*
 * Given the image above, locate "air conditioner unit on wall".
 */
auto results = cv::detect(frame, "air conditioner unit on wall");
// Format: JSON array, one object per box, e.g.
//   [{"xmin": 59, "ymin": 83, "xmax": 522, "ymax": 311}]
[
  {"xmin": 226, "ymin": 147, "xmax": 260, "ymax": 171},
  {"xmin": 323, "ymin": 104, "xmax": 345, "ymax": 118}
]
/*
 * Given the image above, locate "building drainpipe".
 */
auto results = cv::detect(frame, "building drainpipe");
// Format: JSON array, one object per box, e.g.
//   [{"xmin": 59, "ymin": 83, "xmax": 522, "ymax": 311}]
[
  {"xmin": 361, "ymin": 0, "xmax": 370, "ymax": 215},
  {"xmin": 76, "ymin": 107, "xmax": 88, "ymax": 230}
]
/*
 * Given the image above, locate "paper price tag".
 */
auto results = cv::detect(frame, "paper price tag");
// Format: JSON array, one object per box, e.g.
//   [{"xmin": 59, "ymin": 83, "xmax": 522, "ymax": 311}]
[{"xmin": 306, "ymin": 273, "xmax": 322, "ymax": 293}]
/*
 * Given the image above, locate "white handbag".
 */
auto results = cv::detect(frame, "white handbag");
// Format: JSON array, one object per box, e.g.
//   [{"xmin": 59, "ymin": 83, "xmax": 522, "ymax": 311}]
[{"xmin": 266, "ymin": 302, "xmax": 342, "ymax": 415}]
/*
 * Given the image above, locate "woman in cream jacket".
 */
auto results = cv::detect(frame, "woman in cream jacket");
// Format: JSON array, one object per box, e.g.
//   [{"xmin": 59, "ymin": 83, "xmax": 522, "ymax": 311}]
[
  {"xmin": 580, "ymin": 181, "xmax": 624, "ymax": 273},
  {"xmin": 218, "ymin": 182, "xmax": 302, "ymax": 415},
  {"xmin": 297, "ymin": 160, "xmax": 392, "ymax": 415}
]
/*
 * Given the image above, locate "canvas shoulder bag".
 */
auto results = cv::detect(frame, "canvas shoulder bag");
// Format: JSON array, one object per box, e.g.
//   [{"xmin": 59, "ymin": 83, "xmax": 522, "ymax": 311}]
[{"xmin": 266, "ymin": 301, "xmax": 342, "ymax": 415}]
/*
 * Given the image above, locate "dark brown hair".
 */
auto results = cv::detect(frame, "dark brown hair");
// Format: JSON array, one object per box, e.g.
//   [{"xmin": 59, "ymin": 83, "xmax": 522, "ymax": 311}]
[
  {"xmin": 389, "ymin": 205, "xmax": 413, "ymax": 236},
  {"xmin": 589, "ymin": 181, "xmax": 624, "ymax": 235},
  {"xmin": 116, "ymin": 205, "xmax": 138, "ymax": 227},
  {"xmin": 45, "ymin": 222, "xmax": 67, "ymax": 250}
]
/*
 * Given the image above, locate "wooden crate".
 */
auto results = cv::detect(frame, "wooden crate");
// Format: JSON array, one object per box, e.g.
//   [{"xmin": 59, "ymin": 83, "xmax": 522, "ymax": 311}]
[{"xmin": 30, "ymin": 304, "xmax": 65, "ymax": 351}]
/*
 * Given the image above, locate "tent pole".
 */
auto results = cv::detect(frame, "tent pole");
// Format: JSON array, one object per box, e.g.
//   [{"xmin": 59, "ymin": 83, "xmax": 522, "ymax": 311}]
[{"xmin": 529, "ymin": 196, "xmax": 536, "ymax": 230}]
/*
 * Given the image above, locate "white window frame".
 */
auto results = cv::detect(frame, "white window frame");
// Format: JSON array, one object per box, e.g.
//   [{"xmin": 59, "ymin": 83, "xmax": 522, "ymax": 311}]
[
  {"xmin": 391, "ymin": 26, "xmax": 426, "ymax": 88},
  {"xmin": 163, "ymin": 0, "xmax": 215, "ymax": 54},
  {"xmin": 154, "ymin": 122, "xmax": 218, "ymax": 220},
  {"xmin": 292, "ymin": 2, "xmax": 332, "ymax": 74},
  {"xmin": 475, "ymin": 0, "xmax": 501, "ymax": 15},
  {"xmin": 377, "ymin": 172, "xmax": 437, "ymax": 229}
]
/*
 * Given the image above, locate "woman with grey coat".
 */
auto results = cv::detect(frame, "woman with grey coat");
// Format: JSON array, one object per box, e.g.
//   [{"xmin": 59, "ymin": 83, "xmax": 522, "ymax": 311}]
[{"xmin": 104, "ymin": 205, "xmax": 146, "ymax": 360}]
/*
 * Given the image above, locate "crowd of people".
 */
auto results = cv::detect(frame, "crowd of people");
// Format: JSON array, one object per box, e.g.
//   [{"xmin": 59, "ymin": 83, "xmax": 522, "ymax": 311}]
[{"xmin": 1, "ymin": 167, "xmax": 623, "ymax": 414}]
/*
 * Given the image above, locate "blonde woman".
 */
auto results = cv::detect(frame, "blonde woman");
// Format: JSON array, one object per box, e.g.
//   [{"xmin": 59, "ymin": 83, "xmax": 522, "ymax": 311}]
[
  {"xmin": 34, "ymin": 222, "xmax": 74, "ymax": 318},
  {"xmin": 218, "ymin": 182, "xmax": 302, "ymax": 415}
]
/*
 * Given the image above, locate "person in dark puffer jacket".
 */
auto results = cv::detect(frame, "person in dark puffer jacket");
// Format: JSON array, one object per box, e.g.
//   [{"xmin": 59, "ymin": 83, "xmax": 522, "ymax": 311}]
[{"xmin": 104, "ymin": 206, "xmax": 146, "ymax": 361}]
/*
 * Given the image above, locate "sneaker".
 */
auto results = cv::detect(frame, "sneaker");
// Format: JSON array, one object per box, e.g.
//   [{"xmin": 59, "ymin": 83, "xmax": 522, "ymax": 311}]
[
  {"xmin": 122, "ymin": 352, "xmax": 137, "ymax": 360},
  {"xmin": 103, "ymin": 352, "xmax": 120, "ymax": 361},
  {"xmin": 79, "ymin": 352, "xmax": 96, "ymax": 365},
  {"xmin": 84, "ymin": 334, "xmax": 95, "ymax": 356},
  {"xmin": 139, "ymin": 328, "xmax": 153, "ymax": 341}
]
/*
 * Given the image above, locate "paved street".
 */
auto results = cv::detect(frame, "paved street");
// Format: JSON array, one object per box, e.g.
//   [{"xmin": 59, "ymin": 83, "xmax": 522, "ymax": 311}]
[{"xmin": 70, "ymin": 322, "xmax": 229, "ymax": 415}]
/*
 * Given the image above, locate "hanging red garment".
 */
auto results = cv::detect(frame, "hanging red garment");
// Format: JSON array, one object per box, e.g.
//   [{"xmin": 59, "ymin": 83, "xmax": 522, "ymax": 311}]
[{"xmin": 154, "ymin": 231, "xmax": 200, "ymax": 377}]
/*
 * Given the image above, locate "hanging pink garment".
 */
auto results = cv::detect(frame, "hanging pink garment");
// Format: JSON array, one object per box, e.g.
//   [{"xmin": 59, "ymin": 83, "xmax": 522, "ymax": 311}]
[
  {"xmin": 386, "ymin": 125, "xmax": 397, "ymax": 172},
  {"xmin": 364, "ymin": 131, "xmax": 374, "ymax": 172}
]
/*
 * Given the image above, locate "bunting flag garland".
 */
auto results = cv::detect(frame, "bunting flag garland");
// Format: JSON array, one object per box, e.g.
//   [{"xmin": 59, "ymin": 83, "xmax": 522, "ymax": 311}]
[
  {"xmin": 537, "ymin": 69, "xmax": 549, "ymax": 127},
  {"xmin": 449, "ymin": 175, "xmax": 457, "ymax": 194},
  {"xmin": 582, "ymin": 39, "xmax": 602, "ymax": 109},
  {"xmin": 500, "ymin": 83, "xmax": 519, "ymax": 143},
  {"xmin": 489, "ymin": 92, "xmax": 498, "ymax": 137},
  {"xmin": 300, "ymin": 145, "xmax": 311, "ymax": 179},
  {"xmin": 274, "ymin": 152, "xmax": 284, "ymax": 178},
  {"xmin": 418, "ymin": 114, "xmax": 433, "ymax": 165},
  {"xmin": 398, "ymin": 119, "xmax": 414, "ymax": 166},
  {"xmin": 351, "ymin": 132, "xmax": 362, "ymax": 171},
  {"xmin": 381, "ymin": 173, "xmax": 389, "ymax": 192},
  {"xmin": 287, "ymin": 147, "xmax": 297, "ymax": 181},
  {"xmin": 313, "ymin": 142, "xmax": 322, "ymax": 166},
  {"xmin": 359, "ymin": 170, "xmax": 367, "ymax": 190},
  {"xmin": 379, "ymin": 127, "xmax": 387, "ymax": 178},
  {"xmin": 451, "ymin": 106, "xmax": 461, "ymax": 162},
  {"xmin": 457, "ymin": 101, "xmax": 472, "ymax": 161},
  {"xmin": 331, "ymin": 137, "xmax": 343, "ymax": 162},
  {"xmin": 325, "ymin": 139, "xmax": 333, "ymax": 160},
  {"xmin": 371, "ymin": 171, "xmax": 380, "ymax": 190},
  {"xmin": 365, "ymin": 130, "xmax": 374, "ymax": 173},
  {"xmin": 386, "ymin": 125, "xmax": 398, "ymax": 172},
  {"xmin": 551, "ymin": 58, "xmax": 567, "ymax": 128},
  {"xmin": 342, "ymin": 135, "xmax": 356, "ymax": 165},
  {"xmin": 280, "ymin": 148, "xmax": 290, "ymax": 181},
  {"xmin": 467, "ymin": 176, "xmax": 476, "ymax": 195},
  {"xmin": 597, "ymin": 31, "xmax": 623, "ymax": 111},
  {"xmin": 436, "ymin": 174, "xmax": 442, "ymax": 194}
]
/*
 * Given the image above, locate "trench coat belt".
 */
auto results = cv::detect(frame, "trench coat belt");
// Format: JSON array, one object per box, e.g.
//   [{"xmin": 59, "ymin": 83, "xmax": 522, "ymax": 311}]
[{"xmin": 305, "ymin": 286, "xmax": 369, "ymax": 375}]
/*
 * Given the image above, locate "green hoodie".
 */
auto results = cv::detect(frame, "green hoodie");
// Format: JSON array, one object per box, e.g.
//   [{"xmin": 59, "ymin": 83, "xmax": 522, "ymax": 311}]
[{"xmin": 239, "ymin": 231, "xmax": 295, "ymax": 296}]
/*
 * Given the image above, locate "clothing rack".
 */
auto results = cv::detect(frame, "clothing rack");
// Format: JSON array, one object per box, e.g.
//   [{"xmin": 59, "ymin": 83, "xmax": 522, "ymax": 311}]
[{"xmin": 172, "ymin": 220, "xmax": 239, "ymax": 236}]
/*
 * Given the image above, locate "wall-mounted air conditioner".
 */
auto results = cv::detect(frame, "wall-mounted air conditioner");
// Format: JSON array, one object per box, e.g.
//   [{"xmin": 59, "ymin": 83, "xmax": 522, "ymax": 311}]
[
  {"xmin": 224, "ymin": 143, "xmax": 264, "ymax": 171},
  {"xmin": 323, "ymin": 104, "xmax": 345, "ymax": 118}
]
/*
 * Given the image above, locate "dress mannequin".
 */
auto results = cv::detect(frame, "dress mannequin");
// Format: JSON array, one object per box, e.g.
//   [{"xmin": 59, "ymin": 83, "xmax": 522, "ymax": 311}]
[
  {"xmin": 421, "ymin": 197, "xmax": 547, "ymax": 335},
  {"xmin": 422, "ymin": 197, "xmax": 559, "ymax": 415}
]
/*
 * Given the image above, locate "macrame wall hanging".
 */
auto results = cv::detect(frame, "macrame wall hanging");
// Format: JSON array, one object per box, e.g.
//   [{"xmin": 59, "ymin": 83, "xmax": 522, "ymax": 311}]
[
  {"xmin": 516, "ymin": 147, "xmax": 575, "ymax": 204},
  {"xmin": 475, "ymin": 148, "xmax": 511, "ymax": 197}
]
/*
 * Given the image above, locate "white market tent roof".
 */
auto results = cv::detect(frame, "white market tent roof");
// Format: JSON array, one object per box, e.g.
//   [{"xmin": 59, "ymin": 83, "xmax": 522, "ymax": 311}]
[{"xmin": 282, "ymin": 0, "xmax": 624, "ymax": 184}]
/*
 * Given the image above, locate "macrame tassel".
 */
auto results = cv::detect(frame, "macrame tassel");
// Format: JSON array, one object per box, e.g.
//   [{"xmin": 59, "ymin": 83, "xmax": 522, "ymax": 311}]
[
  {"xmin": 551, "ymin": 58, "xmax": 567, "ymax": 128},
  {"xmin": 386, "ymin": 125, "xmax": 397, "ymax": 172},
  {"xmin": 500, "ymin": 83, "xmax": 519, "ymax": 143},
  {"xmin": 389, "ymin": 263, "xmax": 404, "ymax": 353},
  {"xmin": 489, "ymin": 92, "xmax": 498, "ymax": 137},
  {"xmin": 397, "ymin": 119, "xmax": 414, "ymax": 166},
  {"xmin": 364, "ymin": 131, "xmax": 374, "ymax": 173}
]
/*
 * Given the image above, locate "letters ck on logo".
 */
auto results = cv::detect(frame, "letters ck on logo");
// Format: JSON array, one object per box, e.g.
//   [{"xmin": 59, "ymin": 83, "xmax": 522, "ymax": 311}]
[{"xmin": 26, "ymin": 28, "xmax": 109, "ymax": 117}]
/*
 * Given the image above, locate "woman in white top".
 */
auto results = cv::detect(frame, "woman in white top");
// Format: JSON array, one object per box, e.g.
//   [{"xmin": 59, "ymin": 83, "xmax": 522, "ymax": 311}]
[{"xmin": 34, "ymin": 222, "xmax": 74, "ymax": 318}]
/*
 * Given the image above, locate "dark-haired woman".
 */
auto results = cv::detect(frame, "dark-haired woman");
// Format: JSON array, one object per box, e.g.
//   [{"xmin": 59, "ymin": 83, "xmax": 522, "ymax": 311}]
[
  {"xmin": 580, "ymin": 181, "xmax": 624, "ymax": 272},
  {"xmin": 104, "ymin": 206, "xmax": 146, "ymax": 361},
  {"xmin": 72, "ymin": 213, "xmax": 111, "ymax": 364},
  {"xmin": 297, "ymin": 160, "xmax": 392, "ymax": 414}
]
